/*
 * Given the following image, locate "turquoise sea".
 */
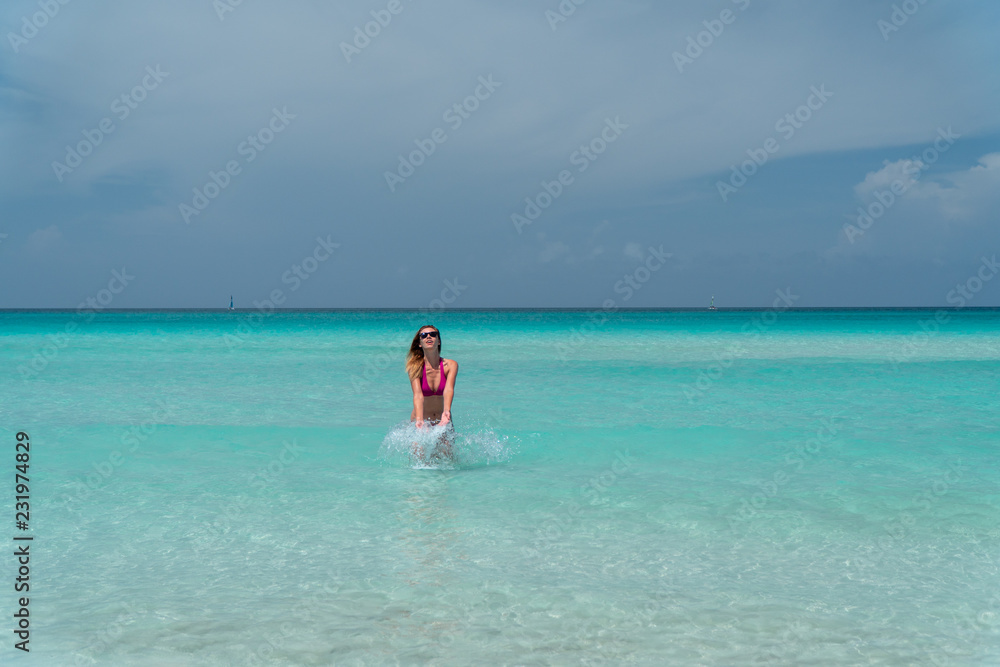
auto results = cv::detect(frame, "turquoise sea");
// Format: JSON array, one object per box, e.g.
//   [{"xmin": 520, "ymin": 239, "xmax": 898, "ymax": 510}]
[{"xmin": 2, "ymin": 309, "xmax": 999, "ymax": 665}]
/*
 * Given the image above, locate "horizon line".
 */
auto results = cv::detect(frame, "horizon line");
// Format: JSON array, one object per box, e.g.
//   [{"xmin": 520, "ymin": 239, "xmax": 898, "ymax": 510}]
[{"xmin": 3, "ymin": 307, "xmax": 999, "ymax": 313}]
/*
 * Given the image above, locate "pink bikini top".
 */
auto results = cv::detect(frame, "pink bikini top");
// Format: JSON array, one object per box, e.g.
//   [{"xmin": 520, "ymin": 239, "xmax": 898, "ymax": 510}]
[{"xmin": 421, "ymin": 360, "xmax": 446, "ymax": 397}]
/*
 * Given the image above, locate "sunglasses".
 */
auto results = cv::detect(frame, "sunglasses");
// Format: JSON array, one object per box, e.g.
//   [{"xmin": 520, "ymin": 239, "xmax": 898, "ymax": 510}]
[{"xmin": 419, "ymin": 331, "xmax": 439, "ymax": 339}]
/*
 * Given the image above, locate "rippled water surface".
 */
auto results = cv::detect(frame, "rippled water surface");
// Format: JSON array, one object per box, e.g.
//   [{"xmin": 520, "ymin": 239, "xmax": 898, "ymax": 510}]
[{"xmin": 1, "ymin": 309, "xmax": 998, "ymax": 665}]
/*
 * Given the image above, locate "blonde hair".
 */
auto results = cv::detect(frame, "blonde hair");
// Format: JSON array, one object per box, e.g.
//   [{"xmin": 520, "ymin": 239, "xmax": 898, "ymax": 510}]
[{"xmin": 406, "ymin": 325, "xmax": 441, "ymax": 380}]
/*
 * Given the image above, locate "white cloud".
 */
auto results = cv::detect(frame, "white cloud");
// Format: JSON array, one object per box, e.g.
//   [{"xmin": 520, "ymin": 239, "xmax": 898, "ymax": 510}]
[
  {"xmin": 854, "ymin": 158, "xmax": 923, "ymax": 198},
  {"xmin": 908, "ymin": 152, "xmax": 1000, "ymax": 219},
  {"xmin": 973, "ymin": 152, "xmax": 1000, "ymax": 170},
  {"xmin": 852, "ymin": 153, "xmax": 1000, "ymax": 221}
]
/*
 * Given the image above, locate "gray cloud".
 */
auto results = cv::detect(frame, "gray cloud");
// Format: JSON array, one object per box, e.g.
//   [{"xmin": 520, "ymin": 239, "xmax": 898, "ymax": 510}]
[{"xmin": 2, "ymin": 0, "xmax": 999, "ymax": 307}]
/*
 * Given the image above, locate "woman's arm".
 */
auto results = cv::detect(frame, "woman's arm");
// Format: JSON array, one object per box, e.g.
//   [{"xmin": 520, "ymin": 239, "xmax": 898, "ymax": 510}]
[
  {"xmin": 411, "ymin": 375, "xmax": 425, "ymax": 425},
  {"xmin": 441, "ymin": 359, "xmax": 458, "ymax": 423}
]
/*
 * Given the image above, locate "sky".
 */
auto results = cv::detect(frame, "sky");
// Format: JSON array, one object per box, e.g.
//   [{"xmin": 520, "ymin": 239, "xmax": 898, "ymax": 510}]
[{"xmin": 2, "ymin": 0, "xmax": 999, "ymax": 308}]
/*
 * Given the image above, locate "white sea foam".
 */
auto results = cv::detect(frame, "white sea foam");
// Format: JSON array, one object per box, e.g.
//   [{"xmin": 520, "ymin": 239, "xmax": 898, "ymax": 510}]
[{"xmin": 379, "ymin": 420, "xmax": 515, "ymax": 469}]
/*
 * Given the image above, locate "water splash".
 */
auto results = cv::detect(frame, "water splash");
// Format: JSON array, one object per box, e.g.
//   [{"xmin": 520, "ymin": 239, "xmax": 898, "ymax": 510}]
[{"xmin": 378, "ymin": 420, "xmax": 515, "ymax": 469}]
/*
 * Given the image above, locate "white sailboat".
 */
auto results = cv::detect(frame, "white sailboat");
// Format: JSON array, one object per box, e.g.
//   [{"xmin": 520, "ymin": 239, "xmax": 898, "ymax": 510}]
[{"xmin": 708, "ymin": 296, "xmax": 717, "ymax": 311}]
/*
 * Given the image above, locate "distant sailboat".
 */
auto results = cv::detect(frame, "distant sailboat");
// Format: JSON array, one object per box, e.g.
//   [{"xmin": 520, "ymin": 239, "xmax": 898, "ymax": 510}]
[
  {"xmin": 229, "ymin": 295, "xmax": 234, "ymax": 311},
  {"xmin": 708, "ymin": 296, "xmax": 717, "ymax": 311}
]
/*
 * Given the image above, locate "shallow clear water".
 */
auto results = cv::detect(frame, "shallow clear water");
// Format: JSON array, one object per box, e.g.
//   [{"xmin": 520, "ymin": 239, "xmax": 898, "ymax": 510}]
[{"xmin": 1, "ymin": 309, "xmax": 999, "ymax": 665}]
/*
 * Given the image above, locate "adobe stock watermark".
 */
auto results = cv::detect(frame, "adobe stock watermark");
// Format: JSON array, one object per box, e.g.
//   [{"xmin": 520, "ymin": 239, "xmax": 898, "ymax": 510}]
[
  {"xmin": 194, "ymin": 440, "xmax": 304, "ymax": 550},
  {"xmin": 18, "ymin": 267, "xmax": 135, "ymax": 381},
  {"xmin": 888, "ymin": 254, "xmax": 997, "ymax": 369},
  {"xmin": 511, "ymin": 116, "xmax": 628, "ymax": 233},
  {"xmin": 930, "ymin": 594, "xmax": 1000, "ymax": 667},
  {"xmin": 7, "ymin": 0, "xmax": 72, "ymax": 53},
  {"xmin": 352, "ymin": 277, "xmax": 468, "ymax": 393},
  {"xmin": 544, "ymin": 0, "xmax": 588, "ymax": 31},
  {"xmin": 727, "ymin": 416, "xmax": 838, "ymax": 529},
  {"xmin": 223, "ymin": 235, "xmax": 340, "ymax": 349},
  {"xmin": 555, "ymin": 245, "xmax": 672, "ymax": 362},
  {"xmin": 682, "ymin": 288, "xmax": 799, "ymax": 403},
  {"xmin": 61, "ymin": 399, "xmax": 172, "ymax": 511},
  {"xmin": 673, "ymin": 0, "xmax": 751, "ymax": 73},
  {"xmin": 384, "ymin": 75, "xmax": 502, "ymax": 192},
  {"xmin": 843, "ymin": 127, "xmax": 959, "ymax": 243},
  {"xmin": 943, "ymin": 255, "xmax": 998, "ymax": 309},
  {"xmin": 179, "ymin": 106, "xmax": 296, "ymax": 224},
  {"xmin": 213, "ymin": 0, "xmax": 245, "ymax": 22},
  {"xmin": 52, "ymin": 66, "xmax": 170, "ymax": 182},
  {"xmin": 877, "ymin": 0, "xmax": 930, "ymax": 41},
  {"xmin": 243, "ymin": 623, "xmax": 297, "ymax": 665},
  {"xmin": 716, "ymin": 85, "xmax": 833, "ymax": 202},
  {"xmin": 522, "ymin": 450, "xmax": 633, "ymax": 559},
  {"xmin": 340, "ymin": 0, "xmax": 414, "ymax": 63},
  {"xmin": 852, "ymin": 459, "xmax": 965, "ymax": 572}
]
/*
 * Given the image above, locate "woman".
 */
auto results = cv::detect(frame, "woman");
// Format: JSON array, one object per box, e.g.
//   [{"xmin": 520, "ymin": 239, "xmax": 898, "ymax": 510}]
[{"xmin": 406, "ymin": 325, "xmax": 458, "ymax": 461}]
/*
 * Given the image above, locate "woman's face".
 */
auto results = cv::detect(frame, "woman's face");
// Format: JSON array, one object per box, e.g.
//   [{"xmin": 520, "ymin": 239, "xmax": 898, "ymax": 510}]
[{"xmin": 419, "ymin": 328, "xmax": 439, "ymax": 350}]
